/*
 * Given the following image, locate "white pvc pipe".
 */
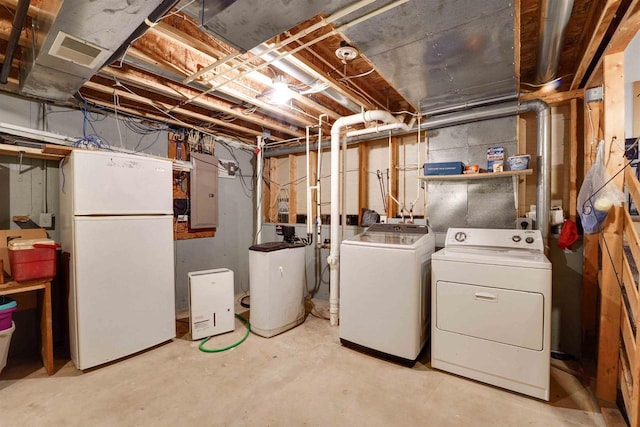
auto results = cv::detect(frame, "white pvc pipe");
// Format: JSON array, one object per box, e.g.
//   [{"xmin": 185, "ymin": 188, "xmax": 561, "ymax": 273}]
[
  {"xmin": 345, "ymin": 121, "xmax": 409, "ymax": 138},
  {"xmin": 328, "ymin": 110, "xmax": 398, "ymax": 326},
  {"xmin": 305, "ymin": 125, "xmax": 313, "ymax": 237},
  {"xmin": 256, "ymin": 136, "xmax": 265, "ymax": 244},
  {"xmin": 317, "ymin": 115, "xmax": 326, "ymax": 247}
]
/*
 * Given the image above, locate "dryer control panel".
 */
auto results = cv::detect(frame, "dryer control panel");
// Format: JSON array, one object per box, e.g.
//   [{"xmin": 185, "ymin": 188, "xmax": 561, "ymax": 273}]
[{"xmin": 444, "ymin": 228, "xmax": 544, "ymax": 253}]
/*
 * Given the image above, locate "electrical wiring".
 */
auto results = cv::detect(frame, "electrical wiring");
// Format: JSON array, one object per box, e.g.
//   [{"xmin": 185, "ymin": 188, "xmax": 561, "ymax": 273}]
[
  {"xmin": 198, "ymin": 313, "xmax": 251, "ymax": 353},
  {"xmin": 337, "ymin": 67, "xmax": 376, "ymax": 81}
]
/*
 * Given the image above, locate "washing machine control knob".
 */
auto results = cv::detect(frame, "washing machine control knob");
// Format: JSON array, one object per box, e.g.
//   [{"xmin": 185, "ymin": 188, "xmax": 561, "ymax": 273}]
[
  {"xmin": 525, "ymin": 237, "xmax": 535, "ymax": 244},
  {"xmin": 454, "ymin": 232, "xmax": 466, "ymax": 242},
  {"xmin": 512, "ymin": 235, "xmax": 521, "ymax": 242}
]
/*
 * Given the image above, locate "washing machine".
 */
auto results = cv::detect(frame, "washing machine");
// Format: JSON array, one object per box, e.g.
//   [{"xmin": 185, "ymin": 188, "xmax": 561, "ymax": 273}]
[
  {"xmin": 431, "ymin": 228, "xmax": 552, "ymax": 400},
  {"xmin": 340, "ymin": 223, "xmax": 435, "ymax": 366}
]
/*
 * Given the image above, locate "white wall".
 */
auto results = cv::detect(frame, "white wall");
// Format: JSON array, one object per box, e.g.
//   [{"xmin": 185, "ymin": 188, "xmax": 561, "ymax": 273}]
[
  {"xmin": 0, "ymin": 92, "xmax": 256, "ymax": 314},
  {"xmin": 625, "ymin": 31, "xmax": 640, "ymax": 138}
]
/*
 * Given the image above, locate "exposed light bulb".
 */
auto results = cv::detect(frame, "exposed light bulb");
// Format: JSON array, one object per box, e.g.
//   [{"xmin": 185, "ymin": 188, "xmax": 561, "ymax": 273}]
[{"xmin": 270, "ymin": 75, "xmax": 292, "ymax": 105}]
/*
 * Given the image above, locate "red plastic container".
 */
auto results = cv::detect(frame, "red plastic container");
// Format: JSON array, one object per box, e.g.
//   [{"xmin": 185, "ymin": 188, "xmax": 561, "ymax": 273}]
[{"xmin": 8, "ymin": 239, "xmax": 60, "ymax": 282}]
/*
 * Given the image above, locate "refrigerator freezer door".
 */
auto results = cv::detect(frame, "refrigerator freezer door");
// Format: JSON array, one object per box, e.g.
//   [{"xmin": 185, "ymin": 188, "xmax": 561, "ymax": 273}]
[
  {"xmin": 67, "ymin": 150, "xmax": 172, "ymax": 215},
  {"xmin": 69, "ymin": 215, "xmax": 175, "ymax": 370}
]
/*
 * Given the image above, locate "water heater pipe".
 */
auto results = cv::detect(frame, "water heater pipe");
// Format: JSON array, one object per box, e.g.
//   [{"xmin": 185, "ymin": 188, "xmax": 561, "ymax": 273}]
[{"xmin": 328, "ymin": 110, "xmax": 399, "ymax": 326}]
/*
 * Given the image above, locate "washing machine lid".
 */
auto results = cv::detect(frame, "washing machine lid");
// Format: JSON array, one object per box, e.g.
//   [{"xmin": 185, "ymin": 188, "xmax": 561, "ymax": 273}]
[{"xmin": 343, "ymin": 224, "xmax": 433, "ymax": 249}]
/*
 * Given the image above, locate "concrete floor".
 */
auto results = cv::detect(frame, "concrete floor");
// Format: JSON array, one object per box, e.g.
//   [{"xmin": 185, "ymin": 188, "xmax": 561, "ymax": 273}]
[{"xmin": 0, "ymin": 301, "xmax": 605, "ymax": 427}]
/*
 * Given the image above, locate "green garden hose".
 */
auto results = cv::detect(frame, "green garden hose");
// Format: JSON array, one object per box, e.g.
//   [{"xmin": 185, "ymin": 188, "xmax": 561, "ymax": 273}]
[{"xmin": 198, "ymin": 313, "xmax": 251, "ymax": 353}]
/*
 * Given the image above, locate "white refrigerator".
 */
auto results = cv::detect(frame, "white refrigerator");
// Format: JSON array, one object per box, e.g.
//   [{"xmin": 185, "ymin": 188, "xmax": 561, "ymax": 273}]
[{"xmin": 60, "ymin": 150, "xmax": 176, "ymax": 370}]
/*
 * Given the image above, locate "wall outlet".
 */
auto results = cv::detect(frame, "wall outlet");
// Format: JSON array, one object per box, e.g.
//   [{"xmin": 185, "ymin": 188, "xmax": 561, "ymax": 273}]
[
  {"xmin": 39, "ymin": 212, "xmax": 54, "ymax": 228},
  {"xmin": 219, "ymin": 159, "xmax": 238, "ymax": 179},
  {"xmin": 177, "ymin": 215, "xmax": 188, "ymax": 222},
  {"xmin": 585, "ymin": 86, "xmax": 603, "ymax": 103}
]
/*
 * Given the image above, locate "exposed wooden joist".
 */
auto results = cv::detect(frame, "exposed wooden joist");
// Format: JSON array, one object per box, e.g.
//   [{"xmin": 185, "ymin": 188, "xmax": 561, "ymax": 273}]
[
  {"xmin": 519, "ymin": 89, "xmax": 584, "ymax": 103},
  {"xmin": 289, "ymin": 154, "xmax": 297, "ymax": 224},
  {"xmin": 138, "ymin": 24, "xmax": 342, "ymax": 122},
  {"xmin": 605, "ymin": 0, "xmax": 640, "ymax": 54},
  {"xmin": 571, "ymin": 0, "xmax": 622, "ymax": 90},
  {"xmin": 100, "ymin": 66, "xmax": 304, "ymax": 138},
  {"xmin": 125, "ymin": 47, "xmax": 318, "ymax": 132},
  {"xmin": 82, "ymin": 80, "xmax": 269, "ymax": 140}
]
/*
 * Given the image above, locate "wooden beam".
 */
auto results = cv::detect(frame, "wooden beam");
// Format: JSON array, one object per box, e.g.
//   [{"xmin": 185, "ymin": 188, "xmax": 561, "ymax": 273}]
[
  {"xmin": 82, "ymin": 81, "xmax": 267, "ymax": 139},
  {"xmin": 388, "ymin": 136, "xmax": 398, "ymax": 219},
  {"xmin": 268, "ymin": 158, "xmax": 279, "ymax": 223},
  {"xmin": 596, "ymin": 51, "xmax": 626, "ymax": 403},
  {"xmin": 570, "ymin": 0, "xmax": 622, "ymax": 90},
  {"xmin": 519, "ymin": 89, "xmax": 584, "ymax": 104},
  {"xmin": 0, "ymin": 142, "xmax": 67, "ymax": 160},
  {"xmin": 605, "ymin": 0, "xmax": 640, "ymax": 54},
  {"xmin": 125, "ymin": 48, "xmax": 318, "ymax": 131},
  {"xmin": 358, "ymin": 142, "xmax": 368, "ymax": 226},
  {"xmin": 288, "ymin": 154, "xmax": 297, "ymax": 224},
  {"xmin": 569, "ymin": 99, "xmax": 578, "ymax": 222},
  {"xmin": 634, "ymin": 81, "xmax": 640, "ymax": 137},
  {"xmin": 101, "ymin": 67, "xmax": 304, "ymax": 138}
]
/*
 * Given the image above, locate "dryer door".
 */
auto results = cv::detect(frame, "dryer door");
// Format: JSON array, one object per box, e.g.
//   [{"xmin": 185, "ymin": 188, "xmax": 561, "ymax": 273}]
[{"xmin": 436, "ymin": 281, "xmax": 544, "ymax": 350}]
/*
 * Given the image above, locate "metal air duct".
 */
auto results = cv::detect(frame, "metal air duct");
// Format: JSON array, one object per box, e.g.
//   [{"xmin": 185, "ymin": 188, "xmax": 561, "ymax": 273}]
[
  {"xmin": 535, "ymin": 0, "xmax": 574, "ymax": 84},
  {"xmin": 20, "ymin": 0, "xmax": 170, "ymax": 101}
]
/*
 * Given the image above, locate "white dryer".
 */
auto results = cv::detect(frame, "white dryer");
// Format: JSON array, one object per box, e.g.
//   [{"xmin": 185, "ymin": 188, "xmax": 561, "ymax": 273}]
[
  {"xmin": 340, "ymin": 223, "xmax": 435, "ymax": 366},
  {"xmin": 431, "ymin": 228, "xmax": 552, "ymax": 400}
]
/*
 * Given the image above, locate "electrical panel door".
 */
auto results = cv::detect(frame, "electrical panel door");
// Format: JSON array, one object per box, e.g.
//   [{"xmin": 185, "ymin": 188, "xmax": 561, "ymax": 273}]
[{"xmin": 190, "ymin": 153, "xmax": 218, "ymax": 229}]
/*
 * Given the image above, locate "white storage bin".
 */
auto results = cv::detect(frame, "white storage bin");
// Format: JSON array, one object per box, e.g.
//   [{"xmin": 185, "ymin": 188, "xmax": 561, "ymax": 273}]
[{"xmin": 0, "ymin": 321, "xmax": 15, "ymax": 373}]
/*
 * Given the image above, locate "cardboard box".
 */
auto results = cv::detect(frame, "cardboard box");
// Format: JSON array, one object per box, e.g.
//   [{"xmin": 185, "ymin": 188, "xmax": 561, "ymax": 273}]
[
  {"xmin": 423, "ymin": 162, "xmax": 465, "ymax": 176},
  {"xmin": 487, "ymin": 146, "xmax": 504, "ymax": 172}
]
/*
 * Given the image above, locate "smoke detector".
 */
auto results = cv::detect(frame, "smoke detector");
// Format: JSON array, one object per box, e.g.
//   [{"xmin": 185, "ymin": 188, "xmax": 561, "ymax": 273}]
[{"xmin": 335, "ymin": 42, "xmax": 358, "ymax": 63}]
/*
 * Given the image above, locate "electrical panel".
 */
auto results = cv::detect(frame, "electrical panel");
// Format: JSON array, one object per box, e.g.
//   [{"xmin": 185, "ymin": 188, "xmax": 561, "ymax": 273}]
[{"xmin": 190, "ymin": 153, "xmax": 218, "ymax": 229}]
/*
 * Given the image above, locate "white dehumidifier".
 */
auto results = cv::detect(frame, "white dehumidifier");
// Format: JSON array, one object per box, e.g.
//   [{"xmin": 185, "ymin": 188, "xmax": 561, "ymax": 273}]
[
  {"xmin": 249, "ymin": 241, "xmax": 306, "ymax": 337},
  {"xmin": 188, "ymin": 268, "xmax": 235, "ymax": 340}
]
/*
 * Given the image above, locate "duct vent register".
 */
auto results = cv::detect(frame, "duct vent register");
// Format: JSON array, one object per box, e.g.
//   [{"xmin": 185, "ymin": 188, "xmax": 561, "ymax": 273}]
[{"xmin": 48, "ymin": 32, "xmax": 106, "ymax": 68}]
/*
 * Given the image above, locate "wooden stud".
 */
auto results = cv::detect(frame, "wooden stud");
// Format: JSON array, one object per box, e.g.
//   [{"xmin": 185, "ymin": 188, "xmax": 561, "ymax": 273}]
[
  {"xmin": 268, "ymin": 158, "xmax": 279, "ymax": 223},
  {"xmin": 388, "ymin": 136, "xmax": 399, "ymax": 219},
  {"xmin": 634, "ymin": 81, "xmax": 640, "ymax": 137},
  {"xmin": 569, "ymin": 99, "xmax": 578, "ymax": 222},
  {"xmin": 289, "ymin": 154, "xmax": 297, "ymax": 224},
  {"xmin": 358, "ymin": 143, "xmax": 369, "ymax": 226},
  {"xmin": 596, "ymin": 51, "xmax": 626, "ymax": 403}
]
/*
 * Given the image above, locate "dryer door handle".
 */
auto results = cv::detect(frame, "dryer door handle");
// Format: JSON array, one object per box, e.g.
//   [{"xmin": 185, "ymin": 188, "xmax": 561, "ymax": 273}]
[{"xmin": 474, "ymin": 292, "xmax": 498, "ymax": 302}]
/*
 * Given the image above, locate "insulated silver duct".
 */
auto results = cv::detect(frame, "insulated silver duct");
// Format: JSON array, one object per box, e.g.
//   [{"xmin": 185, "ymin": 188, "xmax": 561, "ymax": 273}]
[
  {"xmin": 536, "ymin": 0, "xmax": 574, "ymax": 83},
  {"xmin": 417, "ymin": 99, "xmax": 551, "ymax": 243}
]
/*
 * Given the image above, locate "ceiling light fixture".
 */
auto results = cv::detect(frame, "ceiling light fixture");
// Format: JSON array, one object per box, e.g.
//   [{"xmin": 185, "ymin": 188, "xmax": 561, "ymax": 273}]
[
  {"xmin": 268, "ymin": 75, "xmax": 292, "ymax": 105},
  {"xmin": 335, "ymin": 41, "xmax": 358, "ymax": 64}
]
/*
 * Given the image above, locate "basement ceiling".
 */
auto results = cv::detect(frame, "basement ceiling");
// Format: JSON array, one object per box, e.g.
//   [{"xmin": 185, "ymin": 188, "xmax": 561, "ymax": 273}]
[{"xmin": 0, "ymin": 0, "xmax": 613, "ymax": 146}]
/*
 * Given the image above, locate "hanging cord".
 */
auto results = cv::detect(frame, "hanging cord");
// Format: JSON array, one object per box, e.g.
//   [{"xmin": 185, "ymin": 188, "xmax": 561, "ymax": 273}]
[{"xmin": 198, "ymin": 313, "xmax": 251, "ymax": 353}]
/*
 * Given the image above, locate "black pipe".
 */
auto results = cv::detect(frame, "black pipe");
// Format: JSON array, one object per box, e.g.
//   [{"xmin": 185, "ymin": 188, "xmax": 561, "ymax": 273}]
[
  {"xmin": 103, "ymin": 0, "xmax": 180, "ymax": 67},
  {"xmin": 0, "ymin": 0, "xmax": 31, "ymax": 84}
]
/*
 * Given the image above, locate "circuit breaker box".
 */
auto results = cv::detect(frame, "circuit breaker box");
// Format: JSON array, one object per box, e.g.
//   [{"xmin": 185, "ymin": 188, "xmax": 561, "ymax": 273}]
[{"xmin": 190, "ymin": 153, "xmax": 218, "ymax": 229}]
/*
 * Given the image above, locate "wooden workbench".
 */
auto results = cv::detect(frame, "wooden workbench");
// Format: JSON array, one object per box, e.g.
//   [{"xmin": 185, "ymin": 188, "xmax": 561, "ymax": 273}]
[{"xmin": 0, "ymin": 278, "xmax": 53, "ymax": 375}]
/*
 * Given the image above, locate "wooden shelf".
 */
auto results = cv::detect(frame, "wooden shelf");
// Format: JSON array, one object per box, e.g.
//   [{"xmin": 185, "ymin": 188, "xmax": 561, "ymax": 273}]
[{"xmin": 418, "ymin": 169, "xmax": 533, "ymax": 181}]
